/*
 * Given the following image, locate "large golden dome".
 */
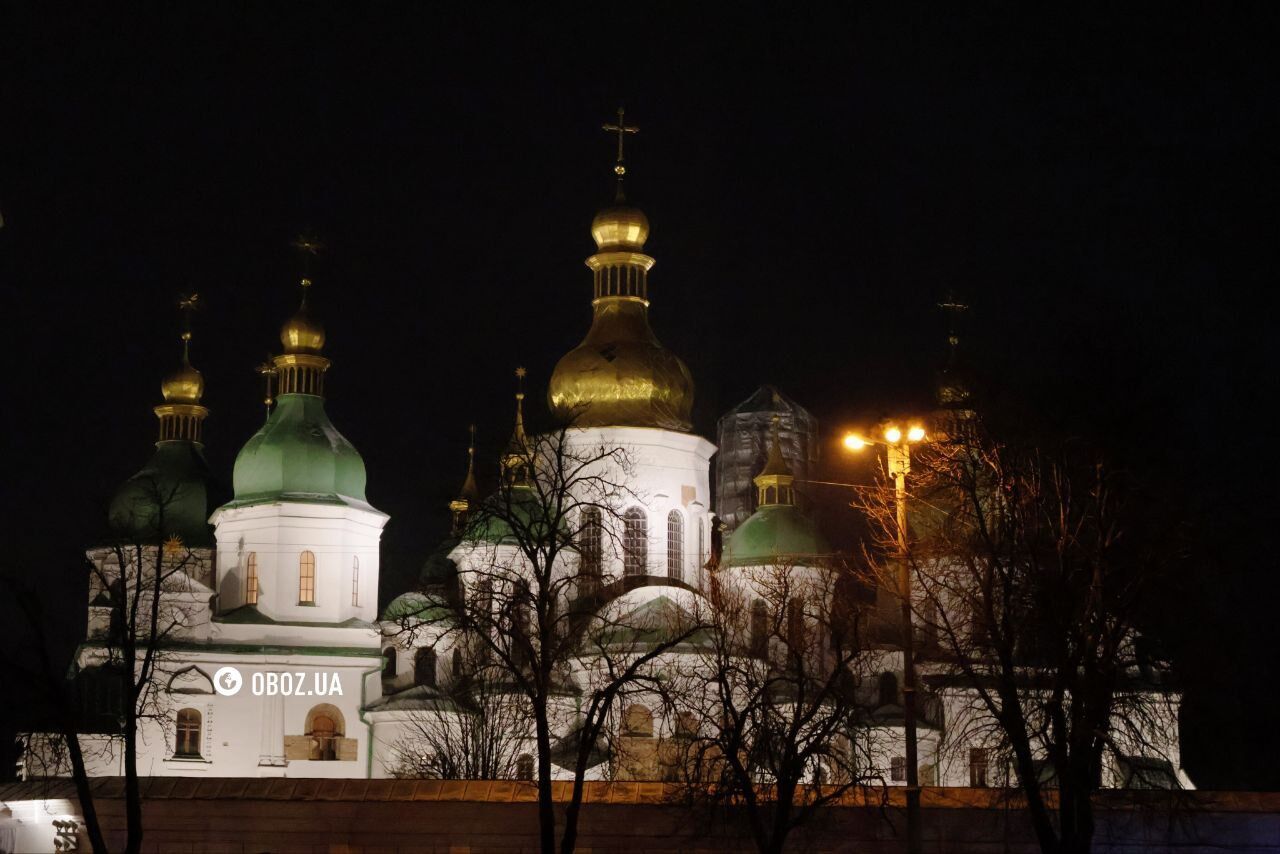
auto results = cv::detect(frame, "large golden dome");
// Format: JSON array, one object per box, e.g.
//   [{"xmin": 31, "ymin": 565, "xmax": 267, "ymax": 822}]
[
  {"xmin": 549, "ymin": 202, "xmax": 693, "ymax": 432},
  {"xmin": 548, "ymin": 299, "xmax": 693, "ymax": 431}
]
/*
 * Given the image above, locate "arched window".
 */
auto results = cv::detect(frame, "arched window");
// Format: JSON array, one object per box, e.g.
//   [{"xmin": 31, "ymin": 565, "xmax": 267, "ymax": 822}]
[
  {"xmin": 382, "ymin": 646, "xmax": 397, "ymax": 679},
  {"xmin": 451, "ymin": 648, "xmax": 463, "ymax": 680},
  {"xmin": 623, "ymin": 508, "xmax": 647, "ymax": 576},
  {"xmin": 305, "ymin": 704, "xmax": 345, "ymax": 761},
  {"xmin": 623, "ymin": 704, "xmax": 654, "ymax": 737},
  {"xmin": 175, "ymin": 708, "xmax": 202, "ymax": 758},
  {"xmin": 666, "ymin": 510, "xmax": 684, "ymax": 582},
  {"xmin": 516, "ymin": 753, "xmax": 534, "ymax": 780},
  {"xmin": 245, "ymin": 552, "xmax": 259, "ymax": 606},
  {"xmin": 351, "ymin": 556, "xmax": 360, "ymax": 607},
  {"xmin": 697, "ymin": 518, "xmax": 706, "ymax": 571},
  {"xmin": 579, "ymin": 507, "xmax": 602, "ymax": 584},
  {"xmin": 298, "ymin": 550, "xmax": 316, "ymax": 604},
  {"xmin": 414, "ymin": 648, "xmax": 437, "ymax": 688},
  {"xmin": 750, "ymin": 599, "xmax": 768, "ymax": 658},
  {"xmin": 878, "ymin": 672, "xmax": 898, "ymax": 708}
]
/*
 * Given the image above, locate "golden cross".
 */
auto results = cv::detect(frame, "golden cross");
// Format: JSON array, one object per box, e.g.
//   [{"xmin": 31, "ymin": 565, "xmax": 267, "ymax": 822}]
[
  {"xmin": 177, "ymin": 293, "xmax": 200, "ymax": 362},
  {"xmin": 602, "ymin": 108, "xmax": 639, "ymax": 177},
  {"xmin": 255, "ymin": 355, "xmax": 278, "ymax": 414}
]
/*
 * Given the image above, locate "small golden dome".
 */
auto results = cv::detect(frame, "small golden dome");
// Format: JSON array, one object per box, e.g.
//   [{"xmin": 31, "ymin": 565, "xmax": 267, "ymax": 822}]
[
  {"xmin": 591, "ymin": 205, "xmax": 650, "ymax": 250},
  {"xmin": 280, "ymin": 304, "xmax": 325, "ymax": 354},
  {"xmin": 161, "ymin": 363, "xmax": 204, "ymax": 404}
]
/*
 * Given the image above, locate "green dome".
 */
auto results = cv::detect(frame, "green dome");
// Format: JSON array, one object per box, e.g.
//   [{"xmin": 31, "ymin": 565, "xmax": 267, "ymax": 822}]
[
  {"xmin": 108, "ymin": 441, "xmax": 216, "ymax": 547},
  {"xmin": 381, "ymin": 591, "xmax": 451, "ymax": 623},
  {"xmin": 465, "ymin": 485, "xmax": 555, "ymax": 545},
  {"xmin": 229, "ymin": 393, "xmax": 368, "ymax": 507},
  {"xmin": 723, "ymin": 504, "xmax": 832, "ymax": 568}
]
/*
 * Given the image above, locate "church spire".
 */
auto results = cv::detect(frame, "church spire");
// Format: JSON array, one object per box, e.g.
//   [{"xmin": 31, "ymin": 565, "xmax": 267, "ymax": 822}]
[
  {"xmin": 753, "ymin": 417, "xmax": 795, "ymax": 507},
  {"xmin": 155, "ymin": 293, "xmax": 209, "ymax": 444},
  {"xmin": 450, "ymin": 424, "xmax": 480, "ymax": 535},
  {"xmin": 935, "ymin": 292, "xmax": 972, "ymax": 409},
  {"xmin": 502, "ymin": 367, "xmax": 533, "ymax": 485}
]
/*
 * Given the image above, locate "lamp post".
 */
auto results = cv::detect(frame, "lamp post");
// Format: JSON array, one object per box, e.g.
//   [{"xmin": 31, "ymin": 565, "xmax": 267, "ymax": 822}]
[{"xmin": 844, "ymin": 423, "xmax": 926, "ymax": 854}]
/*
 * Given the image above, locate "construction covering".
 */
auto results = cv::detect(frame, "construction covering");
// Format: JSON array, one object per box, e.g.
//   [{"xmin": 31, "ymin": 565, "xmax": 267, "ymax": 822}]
[{"xmin": 715, "ymin": 386, "xmax": 819, "ymax": 533}]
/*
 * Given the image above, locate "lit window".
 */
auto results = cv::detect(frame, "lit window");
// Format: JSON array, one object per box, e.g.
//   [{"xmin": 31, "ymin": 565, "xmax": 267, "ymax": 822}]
[
  {"xmin": 666, "ymin": 510, "xmax": 684, "ymax": 582},
  {"xmin": 299, "ymin": 551, "xmax": 316, "ymax": 604},
  {"xmin": 351, "ymin": 556, "xmax": 360, "ymax": 607},
  {"xmin": 624, "ymin": 508, "xmax": 647, "ymax": 576},
  {"xmin": 245, "ymin": 552, "xmax": 258, "ymax": 606},
  {"xmin": 175, "ymin": 708, "xmax": 202, "ymax": 758},
  {"xmin": 309, "ymin": 711, "xmax": 339, "ymax": 761}
]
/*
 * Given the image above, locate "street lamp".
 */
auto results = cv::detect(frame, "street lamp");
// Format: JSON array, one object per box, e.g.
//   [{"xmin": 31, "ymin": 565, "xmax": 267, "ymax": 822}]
[{"xmin": 844, "ymin": 423, "xmax": 926, "ymax": 854}]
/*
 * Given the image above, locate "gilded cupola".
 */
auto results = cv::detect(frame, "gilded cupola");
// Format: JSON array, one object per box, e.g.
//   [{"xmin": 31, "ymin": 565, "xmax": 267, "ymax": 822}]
[{"xmin": 547, "ymin": 109, "xmax": 695, "ymax": 432}]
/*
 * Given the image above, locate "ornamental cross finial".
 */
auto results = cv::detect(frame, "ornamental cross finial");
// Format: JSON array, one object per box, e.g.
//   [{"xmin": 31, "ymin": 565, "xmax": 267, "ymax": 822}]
[
  {"xmin": 291, "ymin": 233, "xmax": 324, "ymax": 292},
  {"xmin": 602, "ymin": 107, "xmax": 639, "ymax": 178},
  {"xmin": 177, "ymin": 292, "xmax": 200, "ymax": 364},
  {"xmin": 255, "ymin": 354, "xmax": 278, "ymax": 416}
]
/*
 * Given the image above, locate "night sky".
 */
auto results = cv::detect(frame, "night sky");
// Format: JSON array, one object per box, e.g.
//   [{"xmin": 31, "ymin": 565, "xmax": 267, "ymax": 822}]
[{"xmin": 1, "ymin": 5, "xmax": 1276, "ymax": 789}]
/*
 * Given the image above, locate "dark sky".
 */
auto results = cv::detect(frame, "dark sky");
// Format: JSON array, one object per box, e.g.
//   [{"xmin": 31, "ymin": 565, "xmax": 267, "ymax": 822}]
[{"xmin": 2, "ymin": 5, "xmax": 1276, "ymax": 788}]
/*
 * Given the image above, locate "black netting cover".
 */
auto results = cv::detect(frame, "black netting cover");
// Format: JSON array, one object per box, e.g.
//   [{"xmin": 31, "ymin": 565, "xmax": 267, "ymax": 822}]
[{"xmin": 714, "ymin": 385, "xmax": 819, "ymax": 533}]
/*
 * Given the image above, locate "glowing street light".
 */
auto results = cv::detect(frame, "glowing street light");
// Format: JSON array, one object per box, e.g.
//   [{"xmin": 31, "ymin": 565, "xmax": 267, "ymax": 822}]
[{"xmin": 843, "ymin": 420, "xmax": 928, "ymax": 854}]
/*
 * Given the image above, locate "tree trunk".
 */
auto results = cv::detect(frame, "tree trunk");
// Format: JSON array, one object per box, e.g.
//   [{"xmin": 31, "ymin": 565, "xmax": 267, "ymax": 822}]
[
  {"xmin": 559, "ymin": 769, "xmax": 586, "ymax": 854},
  {"xmin": 61, "ymin": 724, "xmax": 108, "ymax": 854},
  {"xmin": 534, "ymin": 704, "xmax": 557, "ymax": 854},
  {"xmin": 123, "ymin": 710, "xmax": 143, "ymax": 854}
]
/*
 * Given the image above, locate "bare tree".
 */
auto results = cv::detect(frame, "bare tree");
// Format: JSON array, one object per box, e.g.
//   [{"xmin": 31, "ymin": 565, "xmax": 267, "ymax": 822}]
[
  {"xmin": 388, "ymin": 649, "xmax": 536, "ymax": 780},
  {"xmin": 392, "ymin": 423, "xmax": 708, "ymax": 854},
  {"xmin": 855, "ymin": 417, "xmax": 1184, "ymax": 854},
  {"xmin": 667, "ymin": 559, "xmax": 884, "ymax": 854},
  {"xmin": 0, "ymin": 575, "xmax": 109, "ymax": 854}
]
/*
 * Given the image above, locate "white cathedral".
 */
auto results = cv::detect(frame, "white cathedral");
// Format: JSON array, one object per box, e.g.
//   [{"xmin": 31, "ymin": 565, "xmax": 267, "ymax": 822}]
[{"xmin": 30, "ymin": 145, "xmax": 1192, "ymax": 794}]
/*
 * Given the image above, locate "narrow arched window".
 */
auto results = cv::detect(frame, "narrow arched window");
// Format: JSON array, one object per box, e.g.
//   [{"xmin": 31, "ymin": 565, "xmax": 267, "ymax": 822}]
[
  {"xmin": 451, "ymin": 648, "xmax": 463, "ymax": 680},
  {"xmin": 624, "ymin": 508, "xmax": 647, "ymax": 576},
  {"xmin": 623, "ymin": 704, "xmax": 654, "ymax": 737},
  {"xmin": 298, "ymin": 551, "xmax": 316, "ymax": 604},
  {"xmin": 175, "ymin": 708, "xmax": 202, "ymax": 758},
  {"xmin": 351, "ymin": 556, "xmax": 360, "ymax": 607},
  {"xmin": 878, "ymin": 672, "xmax": 898, "ymax": 708},
  {"xmin": 667, "ymin": 510, "xmax": 684, "ymax": 582},
  {"xmin": 697, "ymin": 518, "xmax": 706, "ymax": 571},
  {"xmin": 750, "ymin": 599, "xmax": 768, "ymax": 658},
  {"xmin": 414, "ymin": 648, "xmax": 437, "ymax": 688},
  {"xmin": 787, "ymin": 597, "xmax": 806, "ymax": 649},
  {"xmin": 516, "ymin": 753, "xmax": 534, "ymax": 780},
  {"xmin": 245, "ymin": 552, "xmax": 258, "ymax": 606},
  {"xmin": 579, "ymin": 507, "xmax": 602, "ymax": 584},
  {"xmin": 382, "ymin": 646, "xmax": 397, "ymax": 678}
]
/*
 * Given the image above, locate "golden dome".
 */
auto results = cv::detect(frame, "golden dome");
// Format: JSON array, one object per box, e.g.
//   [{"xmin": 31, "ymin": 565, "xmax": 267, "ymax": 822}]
[
  {"xmin": 591, "ymin": 204, "xmax": 650, "ymax": 250},
  {"xmin": 280, "ymin": 301, "xmax": 325, "ymax": 354},
  {"xmin": 160, "ymin": 362, "xmax": 204, "ymax": 404},
  {"xmin": 548, "ymin": 299, "xmax": 693, "ymax": 431}
]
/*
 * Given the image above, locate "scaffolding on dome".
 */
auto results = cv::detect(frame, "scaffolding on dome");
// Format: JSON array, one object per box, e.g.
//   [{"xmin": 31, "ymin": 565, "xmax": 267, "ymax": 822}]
[{"xmin": 714, "ymin": 386, "xmax": 819, "ymax": 534}]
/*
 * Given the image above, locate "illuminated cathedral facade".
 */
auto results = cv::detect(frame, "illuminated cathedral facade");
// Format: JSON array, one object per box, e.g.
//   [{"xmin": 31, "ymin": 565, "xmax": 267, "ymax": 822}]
[{"xmin": 26, "ymin": 127, "xmax": 1192, "ymax": 798}]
